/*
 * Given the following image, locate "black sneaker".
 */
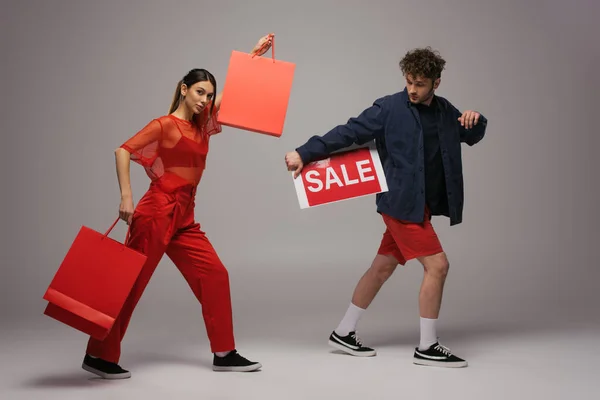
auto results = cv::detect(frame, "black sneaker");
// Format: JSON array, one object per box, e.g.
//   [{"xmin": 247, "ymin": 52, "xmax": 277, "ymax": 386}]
[
  {"xmin": 82, "ymin": 354, "xmax": 131, "ymax": 379},
  {"xmin": 212, "ymin": 350, "xmax": 262, "ymax": 372},
  {"xmin": 328, "ymin": 331, "xmax": 377, "ymax": 357},
  {"xmin": 413, "ymin": 342, "xmax": 468, "ymax": 368}
]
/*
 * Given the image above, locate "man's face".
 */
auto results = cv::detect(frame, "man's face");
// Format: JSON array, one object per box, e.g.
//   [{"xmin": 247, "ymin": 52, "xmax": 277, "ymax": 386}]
[{"xmin": 405, "ymin": 74, "xmax": 439, "ymax": 104}]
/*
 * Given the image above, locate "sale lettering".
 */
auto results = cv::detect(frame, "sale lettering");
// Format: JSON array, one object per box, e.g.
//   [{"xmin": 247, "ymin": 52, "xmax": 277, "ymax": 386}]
[{"xmin": 305, "ymin": 159, "xmax": 375, "ymax": 192}]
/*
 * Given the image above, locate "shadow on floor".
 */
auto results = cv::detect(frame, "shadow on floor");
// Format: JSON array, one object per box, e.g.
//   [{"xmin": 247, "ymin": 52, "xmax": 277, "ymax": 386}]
[
  {"xmin": 19, "ymin": 351, "xmax": 215, "ymax": 389},
  {"xmin": 20, "ymin": 374, "xmax": 119, "ymax": 388}
]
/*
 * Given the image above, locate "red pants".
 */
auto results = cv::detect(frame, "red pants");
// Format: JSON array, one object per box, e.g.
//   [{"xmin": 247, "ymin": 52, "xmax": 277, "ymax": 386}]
[
  {"xmin": 377, "ymin": 207, "xmax": 444, "ymax": 265},
  {"xmin": 86, "ymin": 182, "xmax": 235, "ymax": 363}
]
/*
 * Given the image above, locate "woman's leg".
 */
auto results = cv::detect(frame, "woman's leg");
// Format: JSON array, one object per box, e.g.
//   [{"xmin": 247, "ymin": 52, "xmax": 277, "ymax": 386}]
[
  {"xmin": 166, "ymin": 222, "xmax": 261, "ymax": 372},
  {"xmin": 83, "ymin": 186, "xmax": 176, "ymax": 378}
]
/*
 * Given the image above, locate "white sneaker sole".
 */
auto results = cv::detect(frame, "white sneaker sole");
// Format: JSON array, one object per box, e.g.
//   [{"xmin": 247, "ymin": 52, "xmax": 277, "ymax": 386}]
[
  {"xmin": 413, "ymin": 357, "xmax": 468, "ymax": 368},
  {"xmin": 82, "ymin": 363, "xmax": 132, "ymax": 379},
  {"xmin": 328, "ymin": 340, "xmax": 377, "ymax": 357},
  {"xmin": 212, "ymin": 362, "xmax": 262, "ymax": 372}
]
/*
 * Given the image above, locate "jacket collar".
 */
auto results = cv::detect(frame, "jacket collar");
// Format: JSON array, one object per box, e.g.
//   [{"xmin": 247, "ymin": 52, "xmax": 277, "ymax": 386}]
[{"xmin": 401, "ymin": 87, "xmax": 411, "ymax": 107}]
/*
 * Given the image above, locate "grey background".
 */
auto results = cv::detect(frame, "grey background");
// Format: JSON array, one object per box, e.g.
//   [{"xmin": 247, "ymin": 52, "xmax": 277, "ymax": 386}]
[{"xmin": 1, "ymin": 0, "xmax": 598, "ymax": 376}]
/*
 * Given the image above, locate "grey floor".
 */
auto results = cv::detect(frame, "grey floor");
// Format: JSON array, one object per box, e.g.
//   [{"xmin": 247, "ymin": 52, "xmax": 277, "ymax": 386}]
[{"xmin": 1, "ymin": 305, "xmax": 597, "ymax": 400}]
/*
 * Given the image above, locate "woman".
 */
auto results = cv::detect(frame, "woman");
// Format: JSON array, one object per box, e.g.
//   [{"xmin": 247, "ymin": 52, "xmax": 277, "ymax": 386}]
[{"xmin": 82, "ymin": 35, "xmax": 273, "ymax": 379}]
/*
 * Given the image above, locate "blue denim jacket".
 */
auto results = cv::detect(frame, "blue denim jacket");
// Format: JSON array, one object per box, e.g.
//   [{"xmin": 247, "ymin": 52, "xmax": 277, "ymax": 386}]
[{"xmin": 295, "ymin": 88, "xmax": 488, "ymax": 226}]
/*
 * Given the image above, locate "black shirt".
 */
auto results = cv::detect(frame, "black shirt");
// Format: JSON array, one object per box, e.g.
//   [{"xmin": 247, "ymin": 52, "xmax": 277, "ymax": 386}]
[{"xmin": 415, "ymin": 97, "xmax": 449, "ymax": 216}]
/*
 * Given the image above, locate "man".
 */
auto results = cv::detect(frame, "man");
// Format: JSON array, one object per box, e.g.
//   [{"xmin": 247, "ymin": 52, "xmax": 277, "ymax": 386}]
[{"xmin": 285, "ymin": 47, "xmax": 487, "ymax": 368}]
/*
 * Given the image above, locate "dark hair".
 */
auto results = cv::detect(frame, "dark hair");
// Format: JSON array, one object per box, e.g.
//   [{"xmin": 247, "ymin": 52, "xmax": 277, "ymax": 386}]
[
  {"xmin": 399, "ymin": 47, "xmax": 446, "ymax": 81},
  {"xmin": 168, "ymin": 68, "xmax": 217, "ymax": 117}
]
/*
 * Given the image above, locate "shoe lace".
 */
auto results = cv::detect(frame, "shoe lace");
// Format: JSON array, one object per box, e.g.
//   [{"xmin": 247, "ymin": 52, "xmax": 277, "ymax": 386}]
[
  {"xmin": 434, "ymin": 343, "xmax": 453, "ymax": 356},
  {"xmin": 351, "ymin": 333, "xmax": 363, "ymax": 346}
]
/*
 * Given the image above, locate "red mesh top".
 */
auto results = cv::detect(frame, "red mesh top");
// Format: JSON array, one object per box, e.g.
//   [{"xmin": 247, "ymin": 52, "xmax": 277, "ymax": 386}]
[{"xmin": 120, "ymin": 105, "xmax": 222, "ymax": 192}]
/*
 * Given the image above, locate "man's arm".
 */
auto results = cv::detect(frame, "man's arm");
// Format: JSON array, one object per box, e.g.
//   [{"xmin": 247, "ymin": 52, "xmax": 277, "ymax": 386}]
[
  {"xmin": 450, "ymin": 104, "xmax": 488, "ymax": 146},
  {"xmin": 295, "ymin": 98, "xmax": 387, "ymax": 165}
]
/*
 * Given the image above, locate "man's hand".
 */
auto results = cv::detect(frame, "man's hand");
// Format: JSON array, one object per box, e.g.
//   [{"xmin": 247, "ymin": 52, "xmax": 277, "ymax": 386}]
[
  {"xmin": 285, "ymin": 151, "xmax": 304, "ymax": 179},
  {"xmin": 458, "ymin": 110, "xmax": 480, "ymax": 129}
]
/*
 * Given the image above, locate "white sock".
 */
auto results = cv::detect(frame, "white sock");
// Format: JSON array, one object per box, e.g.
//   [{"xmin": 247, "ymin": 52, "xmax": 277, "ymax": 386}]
[
  {"xmin": 419, "ymin": 317, "xmax": 438, "ymax": 350},
  {"xmin": 215, "ymin": 351, "xmax": 231, "ymax": 357},
  {"xmin": 335, "ymin": 303, "xmax": 365, "ymax": 336}
]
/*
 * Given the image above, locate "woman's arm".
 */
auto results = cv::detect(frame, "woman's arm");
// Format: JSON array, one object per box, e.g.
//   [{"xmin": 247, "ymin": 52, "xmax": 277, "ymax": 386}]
[
  {"xmin": 115, "ymin": 147, "xmax": 135, "ymax": 224},
  {"xmin": 115, "ymin": 148, "xmax": 132, "ymax": 200},
  {"xmin": 114, "ymin": 118, "xmax": 163, "ymax": 223},
  {"xmin": 214, "ymin": 34, "xmax": 274, "ymax": 111}
]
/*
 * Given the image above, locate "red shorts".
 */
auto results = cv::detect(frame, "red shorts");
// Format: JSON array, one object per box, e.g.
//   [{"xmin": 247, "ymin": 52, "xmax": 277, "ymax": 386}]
[{"xmin": 377, "ymin": 208, "xmax": 444, "ymax": 265}]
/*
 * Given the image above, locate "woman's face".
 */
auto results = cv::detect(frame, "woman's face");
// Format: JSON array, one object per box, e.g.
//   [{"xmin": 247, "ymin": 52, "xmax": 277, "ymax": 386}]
[{"xmin": 182, "ymin": 81, "xmax": 214, "ymax": 114}]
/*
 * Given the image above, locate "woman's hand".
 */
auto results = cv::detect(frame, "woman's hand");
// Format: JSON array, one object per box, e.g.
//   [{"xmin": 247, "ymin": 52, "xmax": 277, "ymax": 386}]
[
  {"xmin": 119, "ymin": 195, "xmax": 135, "ymax": 225},
  {"xmin": 251, "ymin": 33, "xmax": 274, "ymax": 56}
]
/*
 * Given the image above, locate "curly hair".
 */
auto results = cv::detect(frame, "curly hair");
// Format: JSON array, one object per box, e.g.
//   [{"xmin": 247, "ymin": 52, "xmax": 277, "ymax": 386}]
[{"xmin": 399, "ymin": 47, "xmax": 446, "ymax": 81}]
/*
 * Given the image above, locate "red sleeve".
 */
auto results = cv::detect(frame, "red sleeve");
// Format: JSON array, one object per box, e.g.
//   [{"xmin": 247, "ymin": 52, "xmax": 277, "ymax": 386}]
[
  {"xmin": 195, "ymin": 103, "xmax": 222, "ymax": 136},
  {"xmin": 120, "ymin": 118, "xmax": 164, "ymax": 167}
]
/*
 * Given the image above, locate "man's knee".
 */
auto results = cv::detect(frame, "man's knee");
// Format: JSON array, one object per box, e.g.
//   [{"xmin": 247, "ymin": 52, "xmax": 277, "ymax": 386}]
[
  {"xmin": 420, "ymin": 252, "xmax": 449, "ymax": 278},
  {"xmin": 370, "ymin": 254, "xmax": 399, "ymax": 282}
]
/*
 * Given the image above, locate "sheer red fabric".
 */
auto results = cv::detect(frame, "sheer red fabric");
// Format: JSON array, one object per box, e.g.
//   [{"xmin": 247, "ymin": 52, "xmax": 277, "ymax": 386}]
[{"xmin": 120, "ymin": 104, "xmax": 222, "ymax": 192}]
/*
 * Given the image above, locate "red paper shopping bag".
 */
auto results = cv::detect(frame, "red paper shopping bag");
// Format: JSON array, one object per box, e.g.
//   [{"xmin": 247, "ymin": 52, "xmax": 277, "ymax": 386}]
[
  {"xmin": 217, "ymin": 34, "xmax": 296, "ymax": 137},
  {"xmin": 43, "ymin": 217, "xmax": 147, "ymax": 340},
  {"xmin": 293, "ymin": 146, "xmax": 389, "ymax": 209}
]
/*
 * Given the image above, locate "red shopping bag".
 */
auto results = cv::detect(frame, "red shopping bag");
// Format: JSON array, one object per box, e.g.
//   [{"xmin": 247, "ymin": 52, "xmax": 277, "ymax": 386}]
[
  {"xmin": 43, "ymin": 217, "xmax": 147, "ymax": 340},
  {"xmin": 217, "ymin": 34, "xmax": 296, "ymax": 137}
]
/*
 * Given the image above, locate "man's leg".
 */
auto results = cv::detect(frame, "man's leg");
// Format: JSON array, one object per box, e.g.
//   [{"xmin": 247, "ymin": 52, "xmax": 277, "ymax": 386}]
[
  {"xmin": 376, "ymin": 207, "xmax": 467, "ymax": 368},
  {"xmin": 416, "ymin": 252, "xmax": 449, "ymax": 349},
  {"xmin": 166, "ymin": 221, "xmax": 261, "ymax": 372},
  {"xmin": 379, "ymin": 212, "xmax": 445, "ymax": 348},
  {"xmin": 350, "ymin": 254, "xmax": 401, "ymax": 310},
  {"xmin": 334, "ymin": 253, "xmax": 400, "ymax": 336},
  {"xmin": 328, "ymin": 229, "xmax": 403, "ymax": 357},
  {"xmin": 377, "ymin": 211, "xmax": 467, "ymax": 367},
  {"xmin": 412, "ymin": 251, "xmax": 467, "ymax": 367}
]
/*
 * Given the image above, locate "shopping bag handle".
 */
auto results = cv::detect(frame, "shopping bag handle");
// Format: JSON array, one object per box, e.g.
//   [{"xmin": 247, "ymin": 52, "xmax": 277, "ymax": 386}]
[
  {"xmin": 102, "ymin": 217, "xmax": 131, "ymax": 245},
  {"xmin": 251, "ymin": 33, "xmax": 275, "ymax": 63}
]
